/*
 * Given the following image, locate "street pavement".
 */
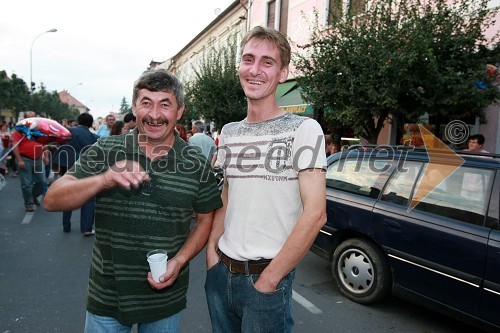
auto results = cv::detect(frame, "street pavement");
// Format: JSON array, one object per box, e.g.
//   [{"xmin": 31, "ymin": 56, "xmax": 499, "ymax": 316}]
[
  {"xmin": 0, "ymin": 174, "xmax": 214, "ymax": 333},
  {"xmin": 1, "ymin": 174, "xmax": 91, "ymax": 332},
  {"xmin": 1, "ymin": 174, "xmax": 486, "ymax": 333}
]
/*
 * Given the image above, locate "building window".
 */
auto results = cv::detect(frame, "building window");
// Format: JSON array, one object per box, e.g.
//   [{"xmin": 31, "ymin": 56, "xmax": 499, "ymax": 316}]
[
  {"xmin": 326, "ymin": 0, "xmax": 367, "ymax": 25},
  {"xmin": 267, "ymin": 0, "xmax": 276, "ymax": 29},
  {"xmin": 267, "ymin": 0, "xmax": 288, "ymax": 35},
  {"xmin": 279, "ymin": 0, "xmax": 289, "ymax": 35},
  {"xmin": 327, "ymin": 0, "xmax": 342, "ymax": 25},
  {"xmin": 348, "ymin": 0, "xmax": 366, "ymax": 17}
]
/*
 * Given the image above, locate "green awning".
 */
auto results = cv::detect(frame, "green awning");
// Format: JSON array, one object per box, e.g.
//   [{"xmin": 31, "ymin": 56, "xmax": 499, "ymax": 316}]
[
  {"xmin": 275, "ymin": 81, "xmax": 297, "ymax": 99},
  {"xmin": 278, "ymin": 86, "xmax": 304, "ymax": 107},
  {"xmin": 277, "ymin": 85, "xmax": 314, "ymax": 116}
]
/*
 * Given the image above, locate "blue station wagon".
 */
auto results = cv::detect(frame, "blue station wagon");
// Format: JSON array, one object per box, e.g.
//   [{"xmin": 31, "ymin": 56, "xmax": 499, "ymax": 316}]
[{"xmin": 311, "ymin": 146, "xmax": 500, "ymax": 332}]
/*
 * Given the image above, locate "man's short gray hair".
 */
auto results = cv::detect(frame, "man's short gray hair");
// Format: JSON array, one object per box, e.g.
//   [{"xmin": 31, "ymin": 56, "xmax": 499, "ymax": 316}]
[
  {"xmin": 194, "ymin": 121, "xmax": 205, "ymax": 133},
  {"xmin": 132, "ymin": 69, "xmax": 184, "ymax": 108}
]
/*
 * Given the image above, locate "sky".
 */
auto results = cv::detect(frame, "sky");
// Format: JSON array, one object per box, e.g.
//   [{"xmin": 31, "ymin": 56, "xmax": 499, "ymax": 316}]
[{"xmin": 0, "ymin": 0, "xmax": 235, "ymax": 119}]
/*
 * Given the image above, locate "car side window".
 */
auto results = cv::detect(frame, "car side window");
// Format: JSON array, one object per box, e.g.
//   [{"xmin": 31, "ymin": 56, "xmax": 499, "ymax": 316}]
[
  {"xmin": 327, "ymin": 157, "xmax": 392, "ymax": 198},
  {"xmin": 486, "ymin": 170, "xmax": 499, "ymax": 229},
  {"xmin": 381, "ymin": 161, "xmax": 424, "ymax": 207},
  {"xmin": 413, "ymin": 165, "xmax": 494, "ymax": 226}
]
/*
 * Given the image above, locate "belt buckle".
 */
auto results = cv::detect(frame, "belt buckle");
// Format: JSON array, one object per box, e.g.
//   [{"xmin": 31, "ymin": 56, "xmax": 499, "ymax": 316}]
[{"xmin": 228, "ymin": 261, "xmax": 236, "ymax": 273}]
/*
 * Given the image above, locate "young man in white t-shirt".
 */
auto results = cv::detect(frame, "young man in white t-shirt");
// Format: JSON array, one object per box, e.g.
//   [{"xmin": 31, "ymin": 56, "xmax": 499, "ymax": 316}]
[{"xmin": 205, "ymin": 26, "xmax": 327, "ymax": 333}]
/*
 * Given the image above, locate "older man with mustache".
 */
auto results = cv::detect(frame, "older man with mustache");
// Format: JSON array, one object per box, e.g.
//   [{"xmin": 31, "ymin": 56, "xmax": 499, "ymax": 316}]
[{"xmin": 44, "ymin": 69, "xmax": 223, "ymax": 333}]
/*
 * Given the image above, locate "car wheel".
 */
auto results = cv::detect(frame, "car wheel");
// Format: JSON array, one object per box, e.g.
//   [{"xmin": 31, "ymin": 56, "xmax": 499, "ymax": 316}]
[{"xmin": 332, "ymin": 238, "xmax": 391, "ymax": 304}]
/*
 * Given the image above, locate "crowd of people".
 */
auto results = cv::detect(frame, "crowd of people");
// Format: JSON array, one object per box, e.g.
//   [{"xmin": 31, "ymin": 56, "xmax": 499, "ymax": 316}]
[
  {"xmin": 0, "ymin": 25, "xmax": 494, "ymax": 333},
  {"xmin": 0, "ymin": 110, "xmax": 139, "ymax": 220}
]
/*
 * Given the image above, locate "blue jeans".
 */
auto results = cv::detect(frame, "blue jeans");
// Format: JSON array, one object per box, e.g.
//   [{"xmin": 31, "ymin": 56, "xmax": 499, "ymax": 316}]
[
  {"xmin": 19, "ymin": 156, "xmax": 45, "ymax": 207},
  {"xmin": 205, "ymin": 260, "xmax": 295, "ymax": 333},
  {"xmin": 84, "ymin": 311, "xmax": 182, "ymax": 333},
  {"xmin": 63, "ymin": 197, "xmax": 95, "ymax": 233}
]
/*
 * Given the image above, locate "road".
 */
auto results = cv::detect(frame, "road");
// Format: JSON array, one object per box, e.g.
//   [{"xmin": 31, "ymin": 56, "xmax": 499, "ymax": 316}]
[{"xmin": 0, "ymin": 175, "xmax": 484, "ymax": 332}]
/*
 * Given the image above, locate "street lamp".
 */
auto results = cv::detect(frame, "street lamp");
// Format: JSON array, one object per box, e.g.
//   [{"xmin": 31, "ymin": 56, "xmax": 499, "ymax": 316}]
[
  {"xmin": 68, "ymin": 82, "xmax": 83, "ymax": 107},
  {"xmin": 30, "ymin": 28, "xmax": 58, "ymax": 92},
  {"xmin": 69, "ymin": 82, "xmax": 83, "ymax": 95}
]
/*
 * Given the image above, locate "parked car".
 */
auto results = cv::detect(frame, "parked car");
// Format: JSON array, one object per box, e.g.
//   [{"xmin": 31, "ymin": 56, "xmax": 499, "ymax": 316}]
[{"xmin": 311, "ymin": 145, "xmax": 500, "ymax": 332}]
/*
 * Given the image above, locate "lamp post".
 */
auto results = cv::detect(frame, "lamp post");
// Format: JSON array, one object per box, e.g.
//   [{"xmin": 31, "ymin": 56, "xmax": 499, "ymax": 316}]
[
  {"xmin": 69, "ymin": 82, "xmax": 83, "ymax": 97},
  {"xmin": 68, "ymin": 82, "xmax": 83, "ymax": 108},
  {"xmin": 30, "ymin": 28, "xmax": 58, "ymax": 92}
]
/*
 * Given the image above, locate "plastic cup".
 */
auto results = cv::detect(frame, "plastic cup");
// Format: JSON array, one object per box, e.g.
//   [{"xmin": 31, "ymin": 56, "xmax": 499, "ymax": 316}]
[{"xmin": 146, "ymin": 249, "xmax": 168, "ymax": 282}]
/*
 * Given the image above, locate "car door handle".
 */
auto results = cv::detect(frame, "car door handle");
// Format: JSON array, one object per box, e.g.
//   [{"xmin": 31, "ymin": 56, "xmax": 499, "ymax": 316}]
[{"xmin": 383, "ymin": 219, "xmax": 402, "ymax": 231}]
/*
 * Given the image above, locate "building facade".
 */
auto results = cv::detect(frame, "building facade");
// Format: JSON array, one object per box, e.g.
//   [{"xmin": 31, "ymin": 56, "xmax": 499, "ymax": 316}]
[
  {"xmin": 156, "ymin": 0, "xmax": 500, "ymax": 152},
  {"xmin": 58, "ymin": 90, "xmax": 89, "ymax": 115}
]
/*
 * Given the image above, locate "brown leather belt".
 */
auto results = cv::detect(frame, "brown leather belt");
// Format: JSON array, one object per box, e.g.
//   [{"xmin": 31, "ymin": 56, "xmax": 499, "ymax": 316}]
[{"xmin": 219, "ymin": 250, "xmax": 271, "ymax": 275}]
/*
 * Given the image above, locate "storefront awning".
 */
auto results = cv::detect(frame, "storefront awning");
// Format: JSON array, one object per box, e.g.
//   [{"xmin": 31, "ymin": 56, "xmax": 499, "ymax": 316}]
[
  {"xmin": 276, "ymin": 81, "xmax": 314, "ymax": 116},
  {"xmin": 275, "ymin": 81, "xmax": 297, "ymax": 99}
]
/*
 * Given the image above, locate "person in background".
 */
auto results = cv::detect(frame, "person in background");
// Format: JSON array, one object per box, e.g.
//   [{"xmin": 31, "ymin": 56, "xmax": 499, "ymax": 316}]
[
  {"xmin": 0, "ymin": 140, "xmax": 4, "ymax": 176},
  {"xmin": 68, "ymin": 119, "xmax": 77, "ymax": 128},
  {"xmin": 1, "ymin": 122, "xmax": 18, "ymax": 177},
  {"xmin": 96, "ymin": 114, "xmax": 116, "ymax": 137},
  {"xmin": 12, "ymin": 111, "xmax": 47, "ymax": 212},
  {"xmin": 52, "ymin": 112, "xmax": 98, "ymax": 235},
  {"xmin": 176, "ymin": 124, "xmax": 188, "ymax": 141},
  {"xmin": 186, "ymin": 130, "xmax": 193, "ymax": 141},
  {"xmin": 0, "ymin": 122, "xmax": 11, "ymax": 175},
  {"xmin": 188, "ymin": 121, "xmax": 216, "ymax": 163},
  {"xmin": 205, "ymin": 26, "xmax": 327, "ymax": 332},
  {"xmin": 43, "ymin": 144, "xmax": 58, "ymax": 186},
  {"xmin": 44, "ymin": 69, "xmax": 222, "ymax": 333},
  {"xmin": 325, "ymin": 134, "xmax": 339, "ymax": 157},
  {"xmin": 123, "ymin": 112, "xmax": 137, "ymax": 132},
  {"xmin": 464, "ymin": 134, "xmax": 489, "ymax": 153},
  {"xmin": 461, "ymin": 133, "xmax": 491, "ymax": 199},
  {"xmin": 110, "ymin": 120, "xmax": 127, "ymax": 136}
]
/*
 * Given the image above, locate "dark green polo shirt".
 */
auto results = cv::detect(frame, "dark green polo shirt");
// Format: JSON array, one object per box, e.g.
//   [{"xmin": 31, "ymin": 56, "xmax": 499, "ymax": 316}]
[{"xmin": 70, "ymin": 129, "xmax": 222, "ymax": 324}]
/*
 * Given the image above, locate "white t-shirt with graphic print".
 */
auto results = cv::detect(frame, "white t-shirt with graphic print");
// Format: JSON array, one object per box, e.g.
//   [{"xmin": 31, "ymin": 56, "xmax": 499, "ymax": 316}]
[{"xmin": 217, "ymin": 113, "xmax": 327, "ymax": 261}]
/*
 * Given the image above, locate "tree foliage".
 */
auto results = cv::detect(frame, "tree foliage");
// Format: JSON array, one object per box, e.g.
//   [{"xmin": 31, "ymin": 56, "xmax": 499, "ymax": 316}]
[
  {"xmin": 119, "ymin": 97, "xmax": 132, "ymax": 114},
  {"xmin": 0, "ymin": 70, "xmax": 83, "ymax": 121},
  {"xmin": 0, "ymin": 71, "xmax": 30, "ymax": 119},
  {"xmin": 184, "ymin": 35, "xmax": 247, "ymax": 129},
  {"xmin": 29, "ymin": 83, "xmax": 78, "ymax": 121},
  {"xmin": 295, "ymin": 0, "xmax": 500, "ymax": 143}
]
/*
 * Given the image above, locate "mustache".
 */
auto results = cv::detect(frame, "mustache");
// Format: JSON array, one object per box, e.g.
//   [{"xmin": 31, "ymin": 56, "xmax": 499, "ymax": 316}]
[{"xmin": 142, "ymin": 116, "xmax": 168, "ymax": 126}]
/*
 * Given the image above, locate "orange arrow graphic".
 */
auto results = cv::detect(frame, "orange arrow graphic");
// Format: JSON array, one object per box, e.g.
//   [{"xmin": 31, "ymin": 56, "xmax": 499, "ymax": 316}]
[{"xmin": 408, "ymin": 125, "xmax": 464, "ymax": 211}]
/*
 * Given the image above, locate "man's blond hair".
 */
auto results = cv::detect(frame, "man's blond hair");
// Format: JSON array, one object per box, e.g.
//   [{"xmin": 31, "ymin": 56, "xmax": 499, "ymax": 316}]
[{"xmin": 240, "ymin": 26, "xmax": 291, "ymax": 69}]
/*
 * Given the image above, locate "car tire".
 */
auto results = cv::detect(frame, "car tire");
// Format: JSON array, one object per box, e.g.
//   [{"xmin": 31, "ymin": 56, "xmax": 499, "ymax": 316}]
[{"xmin": 332, "ymin": 238, "xmax": 391, "ymax": 304}]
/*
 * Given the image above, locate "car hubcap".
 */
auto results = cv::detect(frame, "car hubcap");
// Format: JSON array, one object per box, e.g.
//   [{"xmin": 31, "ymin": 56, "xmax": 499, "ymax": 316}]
[{"xmin": 338, "ymin": 249, "xmax": 374, "ymax": 294}]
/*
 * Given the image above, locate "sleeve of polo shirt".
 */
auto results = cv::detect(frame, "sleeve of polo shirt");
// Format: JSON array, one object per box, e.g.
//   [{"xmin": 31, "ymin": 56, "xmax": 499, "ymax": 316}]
[
  {"xmin": 67, "ymin": 140, "xmax": 106, "ymax": 179},
  {"xmin": 292, "ymin": 119, "xmax": 327, "ymax": 172},
  {"xmin": 192, "ymin": 161, "xmax": 223, "ymax": 214}
]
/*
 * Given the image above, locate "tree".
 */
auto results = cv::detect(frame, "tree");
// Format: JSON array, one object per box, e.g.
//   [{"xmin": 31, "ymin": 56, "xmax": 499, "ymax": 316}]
[
  {"xmin": 295, "ymin": 0, "xmax": 500, "ymax": 143},
  {"xmin": 0, "ymin": 71, "xmax": 14, "ymax": 110},
  {"xmin": 29, "ymin": 83, "xmax": 75, "ymax": 121},
  {"xmin": 119, "ymin": 97, "xmax": 132, "ymax": 114},
  {"xmin": 0, "ymin": 71, "xmax": 80, "ymax": 121},
  {"xmin": 0, "ymin": 71, "xmax": 30, "ymax": 119},
  {"xmin": 184, "ymin": 35, "xmax": 247, "ymax": 129}
]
